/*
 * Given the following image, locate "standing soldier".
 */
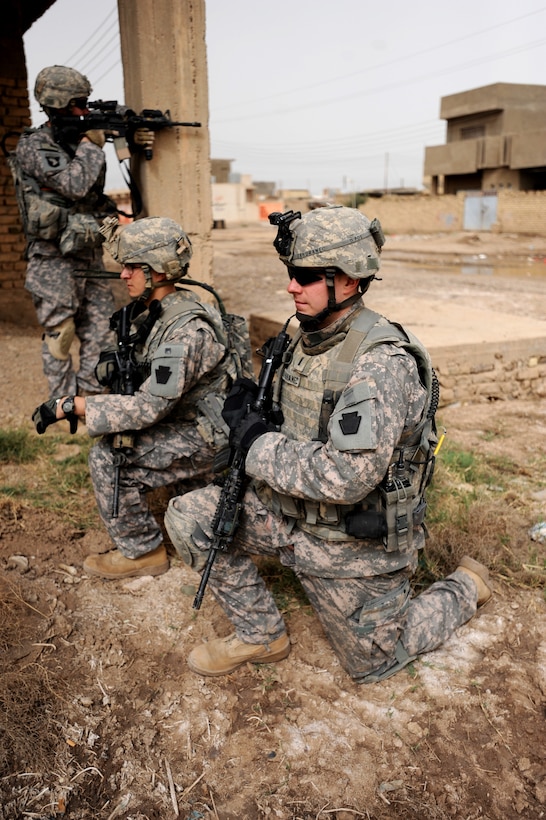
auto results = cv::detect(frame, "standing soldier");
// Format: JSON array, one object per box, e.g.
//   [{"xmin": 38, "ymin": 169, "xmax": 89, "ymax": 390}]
[
  {"xmin": 33, "ymin": 216, "xmax": 246, "ymax": 580},
  {"xmin": 13, "ymin": 65, "xmax": 153, "ymax": 398},
  {"xmin": 164, "ymin": 205, "xmax": 492, "ymax": 683}
]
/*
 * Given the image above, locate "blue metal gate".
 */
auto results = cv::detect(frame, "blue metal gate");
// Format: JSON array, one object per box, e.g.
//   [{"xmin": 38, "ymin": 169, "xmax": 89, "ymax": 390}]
[{"xmin": 463, "ymin": 193, "xmax": 498, "ymax": 230}]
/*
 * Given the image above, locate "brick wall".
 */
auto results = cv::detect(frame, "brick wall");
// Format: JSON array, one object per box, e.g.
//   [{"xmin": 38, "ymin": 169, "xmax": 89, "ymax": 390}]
[
  {"xmin": 496, "ymin": 190, "xmax": 546, "ymax": 234},
  {"xmin": 0, "ymin": 37, "xmax": 33, "ymax": 324}
]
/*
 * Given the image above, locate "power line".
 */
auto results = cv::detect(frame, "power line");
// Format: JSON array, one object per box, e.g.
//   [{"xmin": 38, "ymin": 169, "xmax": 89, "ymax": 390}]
[
  {"xmin": 211, "ymin": 7, "xmax": 546, "ymax": 113},
  {"xmin": 93, "ymin": 57, "xmax": 123, "ymax": 88},
  {"xmin": 212, "ymin": 119, "xmax": 444, "ymax": 154},
  {"xmin": 212, "ymin": 37, "xmax": 546, "ymax": 125},
  {"xmin": 75, "ymin": 30, "xmax": 121, "ymax": 80},
  {"xmin": 62, "ymin": 7, "xmax": 118, "ymax": 67}
]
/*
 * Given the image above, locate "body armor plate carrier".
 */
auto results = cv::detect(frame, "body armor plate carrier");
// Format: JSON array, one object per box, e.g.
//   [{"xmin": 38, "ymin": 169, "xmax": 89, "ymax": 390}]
[{"xmin": 258, "ymin": 307, "xmax": 439, "ymax": 552}]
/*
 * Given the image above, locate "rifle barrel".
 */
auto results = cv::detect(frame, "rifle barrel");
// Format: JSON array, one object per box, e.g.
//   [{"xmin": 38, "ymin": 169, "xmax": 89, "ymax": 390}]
[
  {"xmin": 74, "ymin": 269, "xmax": 120, "ymax": 279},
  {"xmin": 191, "ymin": 320, "xmax": 292, "ymax": 611}
]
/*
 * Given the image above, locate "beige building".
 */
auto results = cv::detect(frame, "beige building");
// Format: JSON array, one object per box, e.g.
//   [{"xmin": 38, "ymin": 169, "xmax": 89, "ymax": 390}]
[{"xmin": 424, "ymin": 83, "xmax": 546, "ymax": 195}]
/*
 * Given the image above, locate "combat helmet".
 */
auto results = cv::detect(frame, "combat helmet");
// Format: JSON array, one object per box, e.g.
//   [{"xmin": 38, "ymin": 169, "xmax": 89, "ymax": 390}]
[
  {"xmin": 269, "ymin": 205, "xmax": 385, "ymax": 328},
  {"xmin": 34, "ymin": 65, "xmax": 92, "ymax": 110},
  {"xmin": 100, "ymin": 216, "xmax": 192, "ymax": 298},
  {"xmin": 271, "ymin": 205, "xmax": 384, "ymax": 277}
]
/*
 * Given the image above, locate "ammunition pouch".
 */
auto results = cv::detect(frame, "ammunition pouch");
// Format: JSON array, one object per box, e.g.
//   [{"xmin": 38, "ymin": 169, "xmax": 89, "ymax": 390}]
[
  {"xmin": 345, "ymin": 484, "xmax": 427, "ymax": 553},
  {"xmin": 7, "ymin": 149, "xmax": 70, "ymax": 244},
  {"xmin": 59, "ymin": 212, "xmax": 102, "ymax": 257},
  {"xmin": 195, "ymin": 392, "xmax": 230, "ymax": 449},
  {"xmin": 257, "ymin": 472, "xmax": 427, "ymax": 551},
  {"xmin": 26, "ymin": 195, "xmax": 68, "ymax": 242}
]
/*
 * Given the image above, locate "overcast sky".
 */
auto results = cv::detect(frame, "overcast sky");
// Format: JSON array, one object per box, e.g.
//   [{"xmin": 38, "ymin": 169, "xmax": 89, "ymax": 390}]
[{"xmin": 23, "ymin": 0, "xmax": 546, "ymax": 195}]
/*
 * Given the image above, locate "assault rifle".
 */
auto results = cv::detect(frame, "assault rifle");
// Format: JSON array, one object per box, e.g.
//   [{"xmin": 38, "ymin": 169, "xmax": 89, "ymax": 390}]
[
  {"xmin": 193, "ymin": 318, "xmax": 292, "ymax": 610},
  {"xmin": 51, "ymin": 100, "xmax": 201, "ymax": 160},
  {"xmin": 106, "ymin": 298, "xmax": 162, "ymax": 517}
]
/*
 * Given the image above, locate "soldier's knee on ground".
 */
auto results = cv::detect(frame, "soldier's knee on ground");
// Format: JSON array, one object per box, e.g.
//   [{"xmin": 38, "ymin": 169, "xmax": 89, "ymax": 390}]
[
  {"xmin": 164, "ymin": 503, "xmax": 209, "ymax": 572},
  {"xmin": 44, "ymin": 317, "xmax": 75, "ymax": 360}
]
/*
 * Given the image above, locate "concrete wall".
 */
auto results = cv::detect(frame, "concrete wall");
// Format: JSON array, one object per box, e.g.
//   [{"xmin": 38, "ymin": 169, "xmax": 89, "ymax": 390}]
[
  {"xmin": 440, "ymin": 83, "xmax": 546, "ymax": 127},
  {"xmin": 118, "ymin": 0, "xmax": 212, "ymax": 284},
  {"xmin": 362, "ymin": 190, "xmax": 546, "ymax": 236},
  {"xmin": 363, "ymin": 194, "xmax": 465, "ymax": 234}
]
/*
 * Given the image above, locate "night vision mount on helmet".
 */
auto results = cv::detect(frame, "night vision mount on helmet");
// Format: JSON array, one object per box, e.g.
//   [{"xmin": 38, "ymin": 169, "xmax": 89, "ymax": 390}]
[
  {"xmin": 270, "ymin": 205, "xmax": 385, "ymax": 277},
  {"xmin": 269, "ymin": 205, "xmax": 386, "ymax": 328}
]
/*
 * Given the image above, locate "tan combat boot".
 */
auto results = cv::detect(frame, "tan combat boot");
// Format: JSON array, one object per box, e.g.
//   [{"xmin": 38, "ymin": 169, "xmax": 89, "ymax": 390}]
[
  {"xmin": 83, "ymin": 545, "xmax": 169, "ymax": 579},
  {"xmin": 188, "ymin": 632, "xmax": 291, "ymax": 676},
  {"xmin": 457, "ymin": 555, "xmax": 492, "ymax": 606}
]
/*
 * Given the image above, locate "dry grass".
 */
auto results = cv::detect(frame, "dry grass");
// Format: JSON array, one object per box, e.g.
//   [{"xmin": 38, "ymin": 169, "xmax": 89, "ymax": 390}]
[{"xmin": 0, "ymin": 580, "xmax": 64, "ymax": 785}]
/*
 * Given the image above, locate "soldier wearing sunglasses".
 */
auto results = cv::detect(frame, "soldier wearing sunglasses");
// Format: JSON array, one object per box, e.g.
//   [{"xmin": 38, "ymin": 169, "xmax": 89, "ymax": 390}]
[{"xmin": 165, "ymin": 205, "xmax": 491, "ymax": 683}]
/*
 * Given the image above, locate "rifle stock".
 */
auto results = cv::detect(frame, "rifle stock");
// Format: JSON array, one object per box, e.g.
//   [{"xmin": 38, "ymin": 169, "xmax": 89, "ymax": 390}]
[{"xmin": 193, "ymin": 318, "xmax": 292, "ymax": 610}]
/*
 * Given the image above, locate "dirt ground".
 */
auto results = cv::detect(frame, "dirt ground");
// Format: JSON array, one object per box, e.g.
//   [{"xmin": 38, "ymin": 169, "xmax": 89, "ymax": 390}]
[{"xmin": 1, "ymin": 225, "xmax": 546, "ymax": 819}]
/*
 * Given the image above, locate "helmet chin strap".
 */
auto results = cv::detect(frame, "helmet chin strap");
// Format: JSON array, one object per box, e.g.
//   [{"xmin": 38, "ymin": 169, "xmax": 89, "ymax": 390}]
[
  {"xmin": 139, "ymin": 264, "xmax": 170, "ymax": 302},
  {"xmin": 297, "ymin": 270, "xmax": 360, "ymax": 330},
  {"xmin": 138, "ymin": 264, "xmax": 154, "ymax": 302}
]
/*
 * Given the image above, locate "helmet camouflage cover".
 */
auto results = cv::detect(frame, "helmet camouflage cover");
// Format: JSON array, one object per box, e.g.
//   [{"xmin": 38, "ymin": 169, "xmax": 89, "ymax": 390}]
[
  {"xmin": 100, "ymin": 216, "xmax": 193, "ymax": 281},
  {"xmin": 274, "ymin": 204, "xmax": 385, "ymax": 279},
  {"xmin": 34, "ymin": 65, "xmax": 92, "ymax": 109}
]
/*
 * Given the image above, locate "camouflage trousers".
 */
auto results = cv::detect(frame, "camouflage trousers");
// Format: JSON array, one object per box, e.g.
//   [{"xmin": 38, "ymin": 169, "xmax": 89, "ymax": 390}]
[
  {"xmin": 88, "ymin": 431, "xmax": 216, "ymax": 559},
  {"xmin": 165, "ymin": 484, "xmax": 478, "ymax": 683},
  {"xmin": 26, "ymin": 253, "xmax": 114, "ymax": 397}
]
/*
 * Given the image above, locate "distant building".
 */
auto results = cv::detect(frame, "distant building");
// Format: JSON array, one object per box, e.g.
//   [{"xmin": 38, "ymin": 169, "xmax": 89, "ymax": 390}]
[
  {"xmin": 210, "ymin": 158, "xmax": 233, "ymax": 184},
  {"xmin": 424, "ymin": 83, "xmax": 546, "ymax": 195}
]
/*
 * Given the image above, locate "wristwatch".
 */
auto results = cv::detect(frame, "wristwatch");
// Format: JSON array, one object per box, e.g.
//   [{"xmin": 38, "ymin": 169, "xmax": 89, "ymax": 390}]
[{"xmin": 61, "ymin": 396, "xmax": 76, "ymax": 415}]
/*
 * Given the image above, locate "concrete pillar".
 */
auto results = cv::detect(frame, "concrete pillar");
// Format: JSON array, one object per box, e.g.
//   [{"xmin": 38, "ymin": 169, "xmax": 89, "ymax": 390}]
[{"xmin": 117, "ymin": 0, "xmax": 213, "ymax": 285}]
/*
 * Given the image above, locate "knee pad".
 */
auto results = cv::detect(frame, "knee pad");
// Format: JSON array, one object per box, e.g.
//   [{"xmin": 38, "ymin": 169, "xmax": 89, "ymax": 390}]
[
  {"xmin": 164, "ymin": 502, "xmax": 209, "ymax": 572},
  {"xmin": 44, "ymin": 317, "xmax": 75, "ymax": 360}
]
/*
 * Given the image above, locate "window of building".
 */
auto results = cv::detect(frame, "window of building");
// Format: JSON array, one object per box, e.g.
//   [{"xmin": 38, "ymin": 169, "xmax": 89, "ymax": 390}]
[{"xmin": 461, "ymin": 125, "xmax": 485, "ymax": 140}]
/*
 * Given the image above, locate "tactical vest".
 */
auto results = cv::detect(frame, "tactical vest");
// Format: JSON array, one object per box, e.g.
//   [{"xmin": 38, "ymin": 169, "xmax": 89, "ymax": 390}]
[
  {"xmin": 136, "ymin": 291, "xmax": 253, "ymax": 445},
  {"xmin": 8, "ymin": 128, "xmax": 113, "ymax": 255},
  {"xmin": 257, "ymin": 307, "xmax": 439, "ymax": 549}
]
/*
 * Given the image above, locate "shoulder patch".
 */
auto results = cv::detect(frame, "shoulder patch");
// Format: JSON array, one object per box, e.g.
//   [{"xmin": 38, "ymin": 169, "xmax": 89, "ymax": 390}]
[
  {"xmin": 330, "ymin": 380, "xmax": 377, "ymax": 452},
  {"xmin": 149, "ymin": 343, "xmax": 186, "ymax": 398},
  {"xmin": 39, "ymin": 148, "xmax": 69, "ymax": 174}
]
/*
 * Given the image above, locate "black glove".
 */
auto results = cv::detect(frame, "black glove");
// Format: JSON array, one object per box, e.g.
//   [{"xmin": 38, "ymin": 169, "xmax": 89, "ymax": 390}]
[
  {"xmin": 32, "ymin": 397, "xmax": 78, "ymax": 435},
  {"xmin": 230, "ymin": 411, "xmax": 276, "ymax": 454},
  {"xmin": 32, "ymin": 398, "xmax": 60, "ymax": 435},
  {"xmin": 222, "ymin": 377, "xmax": 258, "ymax": 432}
]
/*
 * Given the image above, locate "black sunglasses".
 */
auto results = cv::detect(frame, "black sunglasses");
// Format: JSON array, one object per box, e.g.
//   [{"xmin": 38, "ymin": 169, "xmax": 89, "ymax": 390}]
[
  {"xmin": 70, "ymin": 97, "xmax": 89, "ymax": 109},
  {"xmin": 287, "ymin": 265, "xmax": 340, "ymax": 286}
]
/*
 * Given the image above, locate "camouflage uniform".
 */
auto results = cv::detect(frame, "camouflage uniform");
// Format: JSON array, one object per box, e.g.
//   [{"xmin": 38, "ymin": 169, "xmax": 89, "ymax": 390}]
[
  {"xmin": 15, "ymin": 124, "xmax": 114, "ymax": 397},
  {"xmin": 85, "ymin": 290, "xmax": 228, "ymax": 559},
  {"xmin": 166, "ymin": 299, "xmax": 477, "ymax": 683}
]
